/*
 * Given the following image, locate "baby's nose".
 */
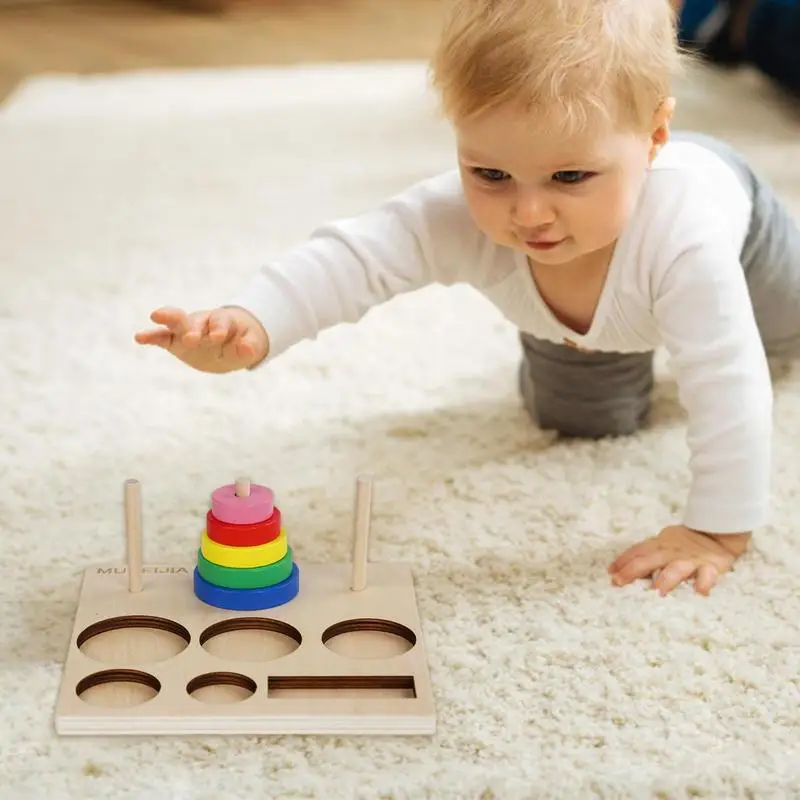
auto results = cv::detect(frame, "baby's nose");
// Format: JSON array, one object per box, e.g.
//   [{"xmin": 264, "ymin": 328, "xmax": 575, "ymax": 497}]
[{"xmin": 513, "ymin": 192, "xmax": 556, "ymax": 228}]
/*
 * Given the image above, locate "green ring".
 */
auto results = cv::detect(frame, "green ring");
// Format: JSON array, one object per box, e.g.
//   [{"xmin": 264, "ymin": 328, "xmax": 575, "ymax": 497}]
[{"xmin": 196, "ymin": 546, "xmax": 294, "ymax": 589}]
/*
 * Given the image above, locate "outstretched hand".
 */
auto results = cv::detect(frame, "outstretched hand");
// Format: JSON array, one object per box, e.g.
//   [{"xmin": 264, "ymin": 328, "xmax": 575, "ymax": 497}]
[
  {"xmin": 135, "ymin": 306, "xmax": 268, "ymax": 373},
  {"xmin": 608, "ymin": 524, "xmax": 751, "ymax": 596}
]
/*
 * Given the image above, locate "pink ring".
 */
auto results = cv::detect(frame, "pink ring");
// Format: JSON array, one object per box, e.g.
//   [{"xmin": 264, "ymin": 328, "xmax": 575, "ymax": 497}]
[{"xmin": 211, "ymin": 483, "xmax": 274, "ymax": 525}]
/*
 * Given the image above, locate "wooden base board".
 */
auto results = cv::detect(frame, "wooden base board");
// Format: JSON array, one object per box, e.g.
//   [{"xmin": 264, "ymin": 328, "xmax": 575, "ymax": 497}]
[{"xmin": 55, "ymin": 560, "xmax": 435, "ymax": 735}]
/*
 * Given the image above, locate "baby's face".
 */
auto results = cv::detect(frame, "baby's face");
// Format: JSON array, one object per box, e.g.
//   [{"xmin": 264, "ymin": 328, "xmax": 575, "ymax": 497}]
[{"xmin": 454, "ymin": 103, "xmax": 658, "ymax": 267}]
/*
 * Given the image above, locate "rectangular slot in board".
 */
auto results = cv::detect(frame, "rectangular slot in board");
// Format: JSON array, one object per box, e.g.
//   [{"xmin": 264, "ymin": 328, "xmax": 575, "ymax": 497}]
[{"xmin": 267, "ymin": 675, "xmax": 417, "ymax": 699}]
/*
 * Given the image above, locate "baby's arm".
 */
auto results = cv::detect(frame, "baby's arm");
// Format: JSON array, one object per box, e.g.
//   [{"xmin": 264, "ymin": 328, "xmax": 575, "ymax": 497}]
[
  {"xmin": 652, "ymin": 231, "xmax": 772, "ymax": 536},
  {"xmin": 609, "ymin": 192, "xmax": 772, "ymax": 595},
  {"xmin": 136, "ymin": 171, "xmax": 483, "ymax": 371},
  {"xmin": 228, "ymin": 171, "xmax": 482, "ymax": 363}
]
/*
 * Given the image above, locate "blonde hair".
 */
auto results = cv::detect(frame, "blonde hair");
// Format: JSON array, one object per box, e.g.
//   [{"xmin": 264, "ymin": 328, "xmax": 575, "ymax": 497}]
[{"xmin": 429, "ymin": 0, "xmax": 685, "ymax": 135}]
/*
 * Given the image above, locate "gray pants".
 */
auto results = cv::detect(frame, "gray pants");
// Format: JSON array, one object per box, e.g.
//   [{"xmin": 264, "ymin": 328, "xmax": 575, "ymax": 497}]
[{"xmin": 519, "ymin": 132, "xmax": 800, "ymax": 438}]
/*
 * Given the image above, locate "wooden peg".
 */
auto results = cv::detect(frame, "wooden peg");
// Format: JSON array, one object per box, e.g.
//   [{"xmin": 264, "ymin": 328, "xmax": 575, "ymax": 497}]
[
  {"xmin": 123, "ymin": 479, "xmax": 143, "ymax": 593},
  {"xmin": 235, "ymin": 476, "xmax": 251, "ymax": 497},
  {"xmin": 351, "ymin": 474, "xmax": 373, "ymax": 591}
]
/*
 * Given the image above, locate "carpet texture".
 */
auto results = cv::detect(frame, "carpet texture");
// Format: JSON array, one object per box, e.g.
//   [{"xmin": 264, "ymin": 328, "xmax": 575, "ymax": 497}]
[{"xmin": 1, "ymin": 60, "xmax": 800, "ymax": 799}]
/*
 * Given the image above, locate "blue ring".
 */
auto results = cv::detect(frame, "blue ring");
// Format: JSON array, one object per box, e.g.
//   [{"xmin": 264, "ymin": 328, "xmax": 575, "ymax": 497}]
[{"xmin": 193, "ymin": 563, "xmax": 300, "ymax": 610}]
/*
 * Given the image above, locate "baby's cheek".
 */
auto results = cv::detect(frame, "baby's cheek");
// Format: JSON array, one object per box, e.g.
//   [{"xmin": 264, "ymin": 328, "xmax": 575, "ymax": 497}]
[
  {"xmin": 581, "ymin": 192, "xmax": 631, "ymax": 244},
  {"xmin": 610, "ymin": 175, "xmax": 644, "ymax": 229},
  {"xmin": 465, "ymin": 192, "xmax": 506, "ymax": 239}
]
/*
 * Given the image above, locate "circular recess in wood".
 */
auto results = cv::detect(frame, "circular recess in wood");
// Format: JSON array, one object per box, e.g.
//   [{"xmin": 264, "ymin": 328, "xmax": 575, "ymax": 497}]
[
  {"xmin": 76, "ymin": 668, "xmax": 160, "ymax": 708},
  {"xmin": 77, "ymin": 615, "xmax": 191, "ymax": 665},
  {"xmin": 321, "ymin": 618, "xmax": 416, "ymax": 659},
  {"xmin": 199, "ymin": 617, "xmax": 302, "ymax": 662},
  {"xmin": 186, "ymin": 672, "xmax": 257, "ymax": 704}
]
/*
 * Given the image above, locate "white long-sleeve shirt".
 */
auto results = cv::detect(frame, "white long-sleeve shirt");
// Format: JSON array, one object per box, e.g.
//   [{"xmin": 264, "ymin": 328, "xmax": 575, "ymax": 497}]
[{"xmin": 229, "ymin": 139, "xmax": 773, "ymax": 534}]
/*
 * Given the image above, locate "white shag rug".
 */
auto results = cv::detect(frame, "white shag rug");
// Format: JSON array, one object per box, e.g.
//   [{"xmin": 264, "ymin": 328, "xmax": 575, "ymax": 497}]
[{"xmin": 1, "ymin": 59, "xmax": 800, "ymax": 800}]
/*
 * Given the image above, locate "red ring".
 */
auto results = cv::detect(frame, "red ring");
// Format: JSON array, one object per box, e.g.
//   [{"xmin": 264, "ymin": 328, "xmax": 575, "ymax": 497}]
[{"xmin": 206, "ymin": 506, "xmax": 282, "ymax": 546}]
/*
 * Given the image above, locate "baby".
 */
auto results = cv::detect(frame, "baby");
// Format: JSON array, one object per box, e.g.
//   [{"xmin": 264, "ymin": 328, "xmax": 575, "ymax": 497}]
[{"xmin": 135, "ymin": 0, "xmax": 800, "ymax": 597}]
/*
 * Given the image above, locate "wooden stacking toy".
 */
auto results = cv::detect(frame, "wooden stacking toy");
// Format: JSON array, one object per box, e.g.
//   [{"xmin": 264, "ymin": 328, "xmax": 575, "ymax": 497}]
[
  {"xmin": 54, "ymin": 473, "xmax": 436, "ymax": 736},
  {"xmin": 194, "ymin": 476, "xmax": 299, "ymax": 611}
]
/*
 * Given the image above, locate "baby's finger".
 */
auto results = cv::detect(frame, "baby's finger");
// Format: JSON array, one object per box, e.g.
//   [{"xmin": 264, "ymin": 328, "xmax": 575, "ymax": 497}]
[
  {"xmin": 233, "ymin": 328, "xmax": 263, "ymax": 360},
  {"xmin": 694, "ymin": 563, "xmax": 719, "ymax": 596},
  {"xmin": 652, "ymin": 559, "xmax": 697, "ymax": 596},
  {"xmin": 134, "ymin": 328, "xmax": 173, "ymax": 348},
  {"xmin": 608, "ymin": 538, "xmax": 658, "ymax": 575},
  {"xmin": 611, "ymin": 548, "xmax": 668, "ymax": 586},
  {"xmin": 181, "ymin": 314, "xmax": 211, "ymax": 347},
  {"xmin": 149, "ymin": 306, "xmax": 190, "ymax": 335},
  {"xmin": 207, "ymin": 309, "xmax": 237, "ymax": 343}
]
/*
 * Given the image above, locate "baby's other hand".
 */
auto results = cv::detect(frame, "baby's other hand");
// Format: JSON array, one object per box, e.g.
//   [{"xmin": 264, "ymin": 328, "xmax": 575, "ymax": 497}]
[
  {"xmin": 608, "ymin": 524, "xmax": 751, "ymax": 596},
  {"xmin": 134, "ymin": 306, "xmax": 268, "ymax": 373}
]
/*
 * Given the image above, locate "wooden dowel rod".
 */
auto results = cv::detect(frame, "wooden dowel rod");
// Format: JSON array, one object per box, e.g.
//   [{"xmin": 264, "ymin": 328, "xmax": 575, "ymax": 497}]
[
  {"xmin": 235, "ymin": 476, "xmax": 251, "ymax": 497},
  {"xmin": 124, "ymin": 478, "xmax": 143, "ymax": 593},
  {"xmin": 351, "ymin": 474, "xmax": 372, "ymax": 591}
]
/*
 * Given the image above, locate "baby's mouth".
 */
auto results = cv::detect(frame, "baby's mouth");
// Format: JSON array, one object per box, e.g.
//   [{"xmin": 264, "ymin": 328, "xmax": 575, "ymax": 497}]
[{"xmin": 525, "ymin": 237, "xmax": 566, "ymax": 250}]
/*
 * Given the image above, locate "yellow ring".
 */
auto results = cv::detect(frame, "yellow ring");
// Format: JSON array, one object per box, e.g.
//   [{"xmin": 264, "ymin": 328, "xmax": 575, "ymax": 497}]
[{"xmin": 201, "ymin": 528, "xmax": 288, "ymax": 568}]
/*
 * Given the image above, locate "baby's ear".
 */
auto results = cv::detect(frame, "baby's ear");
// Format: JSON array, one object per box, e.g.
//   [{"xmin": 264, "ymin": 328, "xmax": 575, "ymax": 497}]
[
  {"xmin": 654, "ymin": 97, "xmax": 676, "ymax": 137},
  {"xmin": 649, "ymin": 97, "xmax": 676, "ymax": 160}
]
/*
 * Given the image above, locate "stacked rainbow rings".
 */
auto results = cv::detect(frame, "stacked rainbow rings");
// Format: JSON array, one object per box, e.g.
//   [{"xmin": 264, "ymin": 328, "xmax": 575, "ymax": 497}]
[{"xmin": 193, "ymin": 480, "xmax": 300, "ymax": 610}]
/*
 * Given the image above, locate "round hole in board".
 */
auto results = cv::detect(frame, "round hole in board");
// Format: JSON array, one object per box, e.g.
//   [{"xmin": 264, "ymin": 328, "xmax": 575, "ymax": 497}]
[
  {"xmin": 321, "ymin": 618, "xmax": 416, "ymax": 659},
  {"xmin": 77, "ymin": 615, "xmax": 191, "ymax": 665},
  {"xmin": 76, "ymin": 669, "xmax": 160, "ymax": 708},
  {"xmin": 199, "ymin": 617, "xmax": 302, "ymax": 663},
  {"xmin": 187, "ymin": 672, "xmax": 257, "ymax": 704}
]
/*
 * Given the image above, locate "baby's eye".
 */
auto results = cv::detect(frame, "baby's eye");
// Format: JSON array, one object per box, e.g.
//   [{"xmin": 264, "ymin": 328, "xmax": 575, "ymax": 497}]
[
  {"xmin": 552, "ymin": 170, "xmax": 593, "ymax": 184},
  {"xmin": 472, "ymin": 167, "xmax": 510, "ymax": 183}
]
